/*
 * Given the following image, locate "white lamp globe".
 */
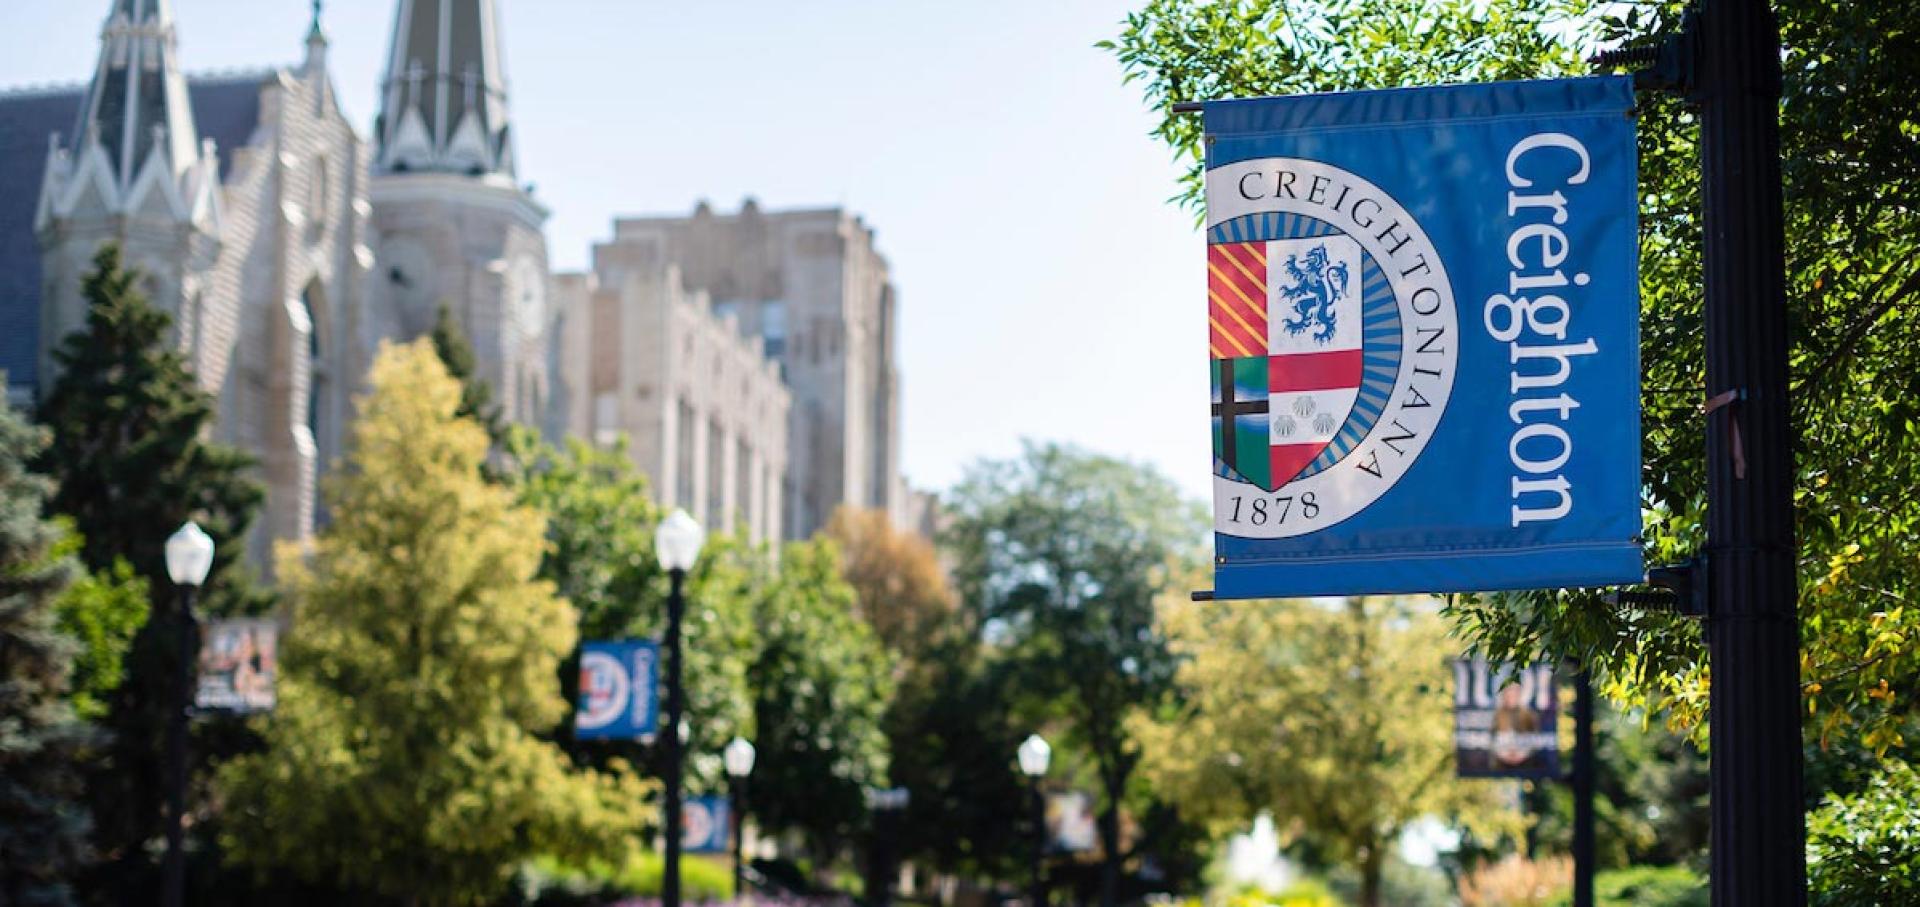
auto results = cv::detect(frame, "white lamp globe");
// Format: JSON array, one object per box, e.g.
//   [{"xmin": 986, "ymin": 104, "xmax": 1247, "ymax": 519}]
[
  {"xmin": 164, "ymin": 521, "xmax": 216, "ymax": 588},
  {"xmin": 1018, "ymin": 733, "xmax": 1051, "ymax": 778},
  {"xmin": 725, "ymin": 736, "xmax": 757, "ymax": 778},
  {"xmin": 655, "ymin": 509, "xmax": 705, "ymax": 573}
]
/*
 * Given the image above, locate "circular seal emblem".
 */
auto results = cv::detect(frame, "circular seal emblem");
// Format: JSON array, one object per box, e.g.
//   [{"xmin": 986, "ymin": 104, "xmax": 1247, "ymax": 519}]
[
  {"xmin": 1206, "ymin": 157, "xmax": 1458, "ymax": 539},
  {"xmin": 576, "ymin": 649, "xmax": 630, "ymax": 731}
]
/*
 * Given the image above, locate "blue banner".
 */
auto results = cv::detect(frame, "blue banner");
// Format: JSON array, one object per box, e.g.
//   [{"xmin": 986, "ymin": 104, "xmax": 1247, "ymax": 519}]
[
  {"xmin": 682, "ymin": 796, "xmax": 731, "ymax": 854},
  {"xmin": 1204, "ymin": 77, "xmax": 1643, "ymax": 598},
  {"xmin": 575, "ymin": 640, "xmax": 659, "ymax": 740}
]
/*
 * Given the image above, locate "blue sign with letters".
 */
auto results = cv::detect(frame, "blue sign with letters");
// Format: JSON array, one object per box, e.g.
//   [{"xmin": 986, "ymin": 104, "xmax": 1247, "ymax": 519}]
[
  {"xmin": 575, "ymin": 640, "xmax": 658, "ymax": 740},
  {"xmin": 1204, "ymin": 77, "xmax": 1642, "ymax": 598},
  {"xmin": 681, "ymin": 796, "xmax": 731, "ymax": 854}
]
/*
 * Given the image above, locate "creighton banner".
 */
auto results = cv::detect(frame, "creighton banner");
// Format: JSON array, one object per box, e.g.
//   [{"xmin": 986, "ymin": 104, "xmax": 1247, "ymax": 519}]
[
  {"xmin": 1205, "ymin": 77, "xmax": 1643, "ymax": 598},
  {"xmin": 575, "ymin": 640, "xmax": 659, "ymax": 740}
]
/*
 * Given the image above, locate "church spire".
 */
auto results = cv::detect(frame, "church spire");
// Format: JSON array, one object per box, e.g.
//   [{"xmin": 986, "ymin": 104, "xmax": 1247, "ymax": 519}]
[
  {"xmin": 375, "ymin": 0, "xmax": 517, "ymax": 178},
  {"xmin": 73, "ymin": 0, "xmax": 201, "ymax": 189}
]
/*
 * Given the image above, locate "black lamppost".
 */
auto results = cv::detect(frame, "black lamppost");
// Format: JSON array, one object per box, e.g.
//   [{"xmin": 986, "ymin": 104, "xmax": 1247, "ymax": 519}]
[
  {"xmin": 724, "ymin": 736, "xmax": 757, "ymax": 899},
  {"xmin": 1017, "ymin": 733, "xmax": 1052, "ymax": 907},
  {"xmin": 656, "ymin": 509, "xmax": 705, "ymax": 907},
  {"xmin": 160, "ymin": 521, "xmax": 214, "ymax": 907}
]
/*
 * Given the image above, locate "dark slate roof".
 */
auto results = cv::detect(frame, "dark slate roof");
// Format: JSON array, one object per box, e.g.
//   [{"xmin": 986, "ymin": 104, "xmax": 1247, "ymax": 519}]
[{"xmin": 0, "ymin": 73, "xmax": 264, "ymax": 396}]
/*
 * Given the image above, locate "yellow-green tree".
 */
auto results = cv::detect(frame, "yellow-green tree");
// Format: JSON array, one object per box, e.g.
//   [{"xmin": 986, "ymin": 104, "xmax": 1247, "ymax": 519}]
[
  {"xmin": 218, "ymin": 340, "xmax": 647, "ymax": 906},
  {"xmin": 1134, "ymin": 595, "xmax": 1515, "ymax": 907}
]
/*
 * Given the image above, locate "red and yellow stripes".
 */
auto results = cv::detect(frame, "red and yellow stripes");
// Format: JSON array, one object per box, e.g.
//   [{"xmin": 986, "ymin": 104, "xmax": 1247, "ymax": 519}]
[{"xmin": 1208, "ymin": 242, "xmax": 1269, "ymax": 359}]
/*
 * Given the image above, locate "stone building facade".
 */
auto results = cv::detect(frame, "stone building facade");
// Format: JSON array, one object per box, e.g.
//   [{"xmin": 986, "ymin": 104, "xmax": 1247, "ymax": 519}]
[
  {"xmin": 587, "ymin": 201, "xmax": 906, "ymax": 539},
  {"xmin": 554, "ymin": 263, "xmax": 790, "ymax": 546},
  {"xmin": 21, "ymin": 0, "xmax": 373, "ymax": 562}
]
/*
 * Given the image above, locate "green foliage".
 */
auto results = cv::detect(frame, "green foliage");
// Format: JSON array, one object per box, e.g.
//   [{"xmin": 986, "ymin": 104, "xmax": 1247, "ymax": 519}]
[
  {"xmin": 217, "ymin": 341, "xmax": 648, "ymax": 906},
  {"xmin": 1524, "ymin": 703, "xmax": 1708, "ymax": 870},
  {"xmin": 501, "ymin": 429, "xmax": 754, "ymax": 796},
  {"xmin": 1541, "ymin": 865, "xmax": 1706, "ymax": 907},
  {"xmin": 50, "ymin": 547, "xmax": 147, "ymax": 722},
  {"xmin": 944, "ymin": 441, "xmax": 1206, "ymax": 898},
  {"xmin": 1227, "ymin": 878, "xmax": 1345, "ymax": 907},
  {"xmin": 1138, "ymin": 597, "xmax": 1514, "ymax": 906},
  {"xmin": 1806, "ymin": 757, "xmax": 1920, "ymax": 906},
  {"xmin": 1103, "ymin": 0, "xmax": 1920, "ymax": 761},
  {"xmin": 747, "ymin": 538, "xmax": 894, "ymax": 857},
  {"xmin": 34, "ymin": 243, "xmax": 267, "ymax": 878},
  {"xmin": 513, "ymin": 852, "xmax": 734, "ymax": 903},
  {"xmin": 430, "ymin": 302, "xmax": 505, "ymax": 441},
  {"xmin": 0, "ymin": 380, "xmax": 91, "ymax": 906}
]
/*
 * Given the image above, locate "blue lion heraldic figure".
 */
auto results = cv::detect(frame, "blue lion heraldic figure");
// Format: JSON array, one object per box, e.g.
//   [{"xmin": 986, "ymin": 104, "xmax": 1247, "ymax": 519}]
[{"xmin": 1279, "ymin": 244, "xmax": 1351, "ymax": 344}]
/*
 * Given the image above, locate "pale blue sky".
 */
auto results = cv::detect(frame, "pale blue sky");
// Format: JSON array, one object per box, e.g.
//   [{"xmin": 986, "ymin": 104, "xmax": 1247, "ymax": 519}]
[{"xmin": 0, "ymin": 1, "xmax": 1208, "ymax": 499}]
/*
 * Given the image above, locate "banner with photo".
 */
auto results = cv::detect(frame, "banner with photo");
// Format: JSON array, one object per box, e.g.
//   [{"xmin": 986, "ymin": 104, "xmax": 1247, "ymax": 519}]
[
  {"xmin": 1047, "ymin": 791, "xmax": 1098, "ymax": 853},
  {"xmin": 1454, "ymin": 657, "xmax": 1559, "ymax": 779},
  {"xmin": 195, "ymin": 618, "xmax": 278, "ymax": 713}
]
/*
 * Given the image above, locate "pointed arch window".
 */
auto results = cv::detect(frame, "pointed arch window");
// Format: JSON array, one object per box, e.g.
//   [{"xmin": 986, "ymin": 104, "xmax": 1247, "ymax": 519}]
[{"xmin": 300, "ymin": 282, "xmax": 328, "ymax": 457}]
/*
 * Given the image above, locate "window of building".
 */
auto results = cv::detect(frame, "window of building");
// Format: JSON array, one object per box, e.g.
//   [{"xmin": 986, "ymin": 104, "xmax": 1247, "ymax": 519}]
[
  {"xmin": 707, "ymin": 417, "xmax": 726, "ymax": 531},
  {"xmin": 737, "ymin": 438, "xmax": 754, "ymax": 541},
  {"xmin": 761, "ymin": 300, "xmax": 787, "ymax": 359},
  {"xmin": 675, "ymin": 398, "xmax": 696, "ymax": 509}
]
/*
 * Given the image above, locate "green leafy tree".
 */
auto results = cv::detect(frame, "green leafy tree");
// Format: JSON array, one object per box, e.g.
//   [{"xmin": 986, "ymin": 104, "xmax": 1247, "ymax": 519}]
[
  {"xmin": 34, "ymin": 243, "xmax": 265, "ymax": 878},
  {"xmin": 501, "ymin": 428, "xmax": 755, "ymax": 796},
  {"xmin": 1135, "ymin": 595, "xmax": 1515, "ymax": 907},
  {"xmin": 944, "ymin": 441, "xmax": 1206, "ymax": 907},
  {"xmin": 1806, "ymin": 756, "xmax": 1920, "ymax": 906},
  {"xmin": 1104, "ymin": 0, "xmax": 1920, "ymax": 758},
  {"xmin": 0, "ymin": 381, "xmax": 92, "ymax": 907},
  {"xmin": 746, "ymin": 539, "xmax": 894, "ymax": 862},
  {"xmin": 217, "ymin": 341, "xmax": 647, "ymax": 906}
]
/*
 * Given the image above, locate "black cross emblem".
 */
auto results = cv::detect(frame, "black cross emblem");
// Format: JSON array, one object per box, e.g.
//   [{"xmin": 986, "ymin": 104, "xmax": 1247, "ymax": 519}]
[{"xmin": 1212, "ymin": 358, "xmax": 1267, "ymax": 473}]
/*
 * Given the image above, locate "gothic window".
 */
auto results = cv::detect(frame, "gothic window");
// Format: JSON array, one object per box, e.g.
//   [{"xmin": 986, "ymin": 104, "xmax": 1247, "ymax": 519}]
[
  {"xmin": 675, "ymin": 398, "xmax": 696, "ymax": 509},
  {"xmin": 707, "ymin": 417, "xmax": 726, "ymax": 531},
  {"xmin": 300, "ymin": 282, "xmax": 328, "ymax": 456},
  {"xmin": 309, "ymin": 155, "xmax": 330, "ymax": 231}
]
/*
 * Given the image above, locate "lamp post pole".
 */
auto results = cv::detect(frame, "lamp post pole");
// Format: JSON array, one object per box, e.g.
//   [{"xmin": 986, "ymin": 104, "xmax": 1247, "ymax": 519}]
[
  {"xmin": 1696, "ymin": 2, "xmax": 1803, "ymax": 902},
  {"xmin": 160, "ymin": 522, "xmax": 215, "ymax": 907},
  {"xmin": 725, "ymin": 736, "xmax": 756, "ymax": 901},
  {"xmin": 663, "ymin": 565, "xmax": 687, "ymax": 907},
  {"xmin": 1017, "ymin": 734, "xmax": 1052, "ymax": 907},
  {"xmin": 160, "ymin": 582, "xmax": 197, "ymax": 907},
  {"xmin": 655, "ymin": 510, "xmax": 704, "ymax": 907}
]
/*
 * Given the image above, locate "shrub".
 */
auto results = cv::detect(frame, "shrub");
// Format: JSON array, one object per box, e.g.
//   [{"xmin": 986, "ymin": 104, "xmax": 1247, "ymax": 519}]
[{"xmin": 1458, "ymin": 855, "xmax": 1571, "ymax": 907}]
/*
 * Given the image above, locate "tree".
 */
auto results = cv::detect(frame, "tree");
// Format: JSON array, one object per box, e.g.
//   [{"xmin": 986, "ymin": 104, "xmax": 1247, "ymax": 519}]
[
  {"xmin": 51, "ymin": 548, "xmax": 148, "ymax": 722},
  {"xmin": 217, "ymin": 341, "xmax": 645, "ymax": 906},
  {"xmin": 430, "ymin": 302, "xmax": 504, "ymax": 441},
  {"xmin": 1135, "ymin": 595, "xmax": 1516, "ymax": 907},
  {"xmin": 1104, "ymin": 0, "xmax": 1920, "ymax": 761},
  {"xmin": 1806, "ymin": 756, "xmax": 1920, "ymax": 905},
  {"xmin": 34, "ymin": 243, "xmax": 266, "ymax": 879},
  {"xmin": 0, "ymin": 381, "xmax": 92, "ymax": 907},
  {"xmin": 821, "ymin": 505, "xmax": 958, "ymax": 659},
  {"xmin": 944, "ymin": 441, "xmax": 1207, "ymax": 907},
  {"xmin": 501, "ymin": 428, "xmax": 755, "ymax": 795},
  {"xmin": 746, "ymin": 539, "xmax": 895, "ymax": 863}
]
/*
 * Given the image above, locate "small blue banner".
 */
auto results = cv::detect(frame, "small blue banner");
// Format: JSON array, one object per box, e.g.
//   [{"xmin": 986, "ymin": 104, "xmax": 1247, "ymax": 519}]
[
  {"xmin": 682, "ymin": 796, "xmax": 731, "ymax": 854},
  {"xmin": 1203, "ymin": 77, "xmax": 1643, "ymax": 598},
  {"xmin": 575, "ymin": 640, "xmax": 659, "ymax": 740}
]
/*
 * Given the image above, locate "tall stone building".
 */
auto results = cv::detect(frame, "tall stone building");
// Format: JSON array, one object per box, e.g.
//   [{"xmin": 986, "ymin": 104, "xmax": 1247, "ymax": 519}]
[
  {"xmin": 368, "ymin": 0, "xmax": 554, "ymax": 431},
  {"xmin": 553, "ymin": 263, "xmax": 790, "ymax": 546},
  {"xmin": 0, "ymin": 0, "xmax": 556, "ymax": 568},
  {"xmin": 588, "ymin": 201, "xmax": 905, "ymax": 538},
  {"xmin": 10, "ymin": 0, "xmax": 372, "ymax": 561}
]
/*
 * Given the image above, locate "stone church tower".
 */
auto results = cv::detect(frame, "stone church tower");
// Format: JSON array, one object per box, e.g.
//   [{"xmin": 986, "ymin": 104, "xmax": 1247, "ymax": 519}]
[
  {"xmin": 34, "ymin": 0, "xmax": 222, "ymax": 388},
  {"xmin": 369, "ymin": 0, "xmax": 552, "ymax": 429}
]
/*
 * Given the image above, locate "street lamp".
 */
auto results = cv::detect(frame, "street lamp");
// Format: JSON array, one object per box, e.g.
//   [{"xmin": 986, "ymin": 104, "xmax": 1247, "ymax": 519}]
[
  {"xmin": 724, "ymin": 736, "xmax": 756, "ymax": 899},
  {"xmin": 1018, "ymin": 734, "xmax": 1051, "ymax": 907},
  {"xmin": 655, "ymin": 509, "xmax": 704, "ymax": 907},
  {"xmin": 161, "ymin": 521, "xmax": 214, "ymax": 907}
]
